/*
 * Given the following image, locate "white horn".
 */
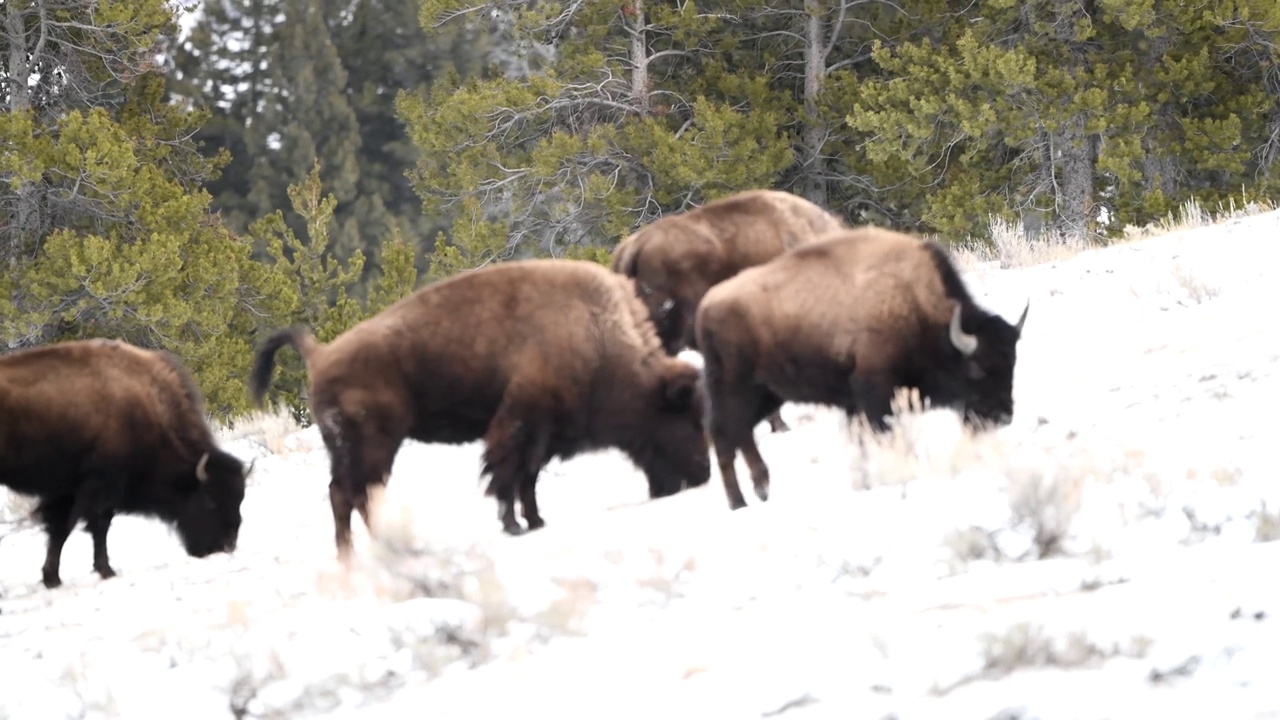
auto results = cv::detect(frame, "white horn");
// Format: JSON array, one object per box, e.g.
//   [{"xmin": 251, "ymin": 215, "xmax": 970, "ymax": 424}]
[
  {"xmin": 1015, "ymin": 298, "xmax": 1029, "ymax": 333},
  {"xmin": 949, "ymin": 305, "xmax": 978, "ymax": 357},
  {"xmin": 196, "ymin": 452, "xmax": 211, "ymax": 482}
]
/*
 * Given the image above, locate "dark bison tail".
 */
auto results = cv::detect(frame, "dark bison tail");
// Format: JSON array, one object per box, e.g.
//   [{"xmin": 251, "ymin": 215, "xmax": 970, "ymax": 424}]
[{"xmin": 249, "ymin": 326, "xmax": 319, "ymax": 407}]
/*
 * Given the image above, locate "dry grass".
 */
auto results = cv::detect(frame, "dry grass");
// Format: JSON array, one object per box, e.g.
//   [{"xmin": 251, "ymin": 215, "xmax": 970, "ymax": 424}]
[
  {"xmin": 845, "ymin": 391, "xmax": 1262, "ymax": 569},
  {"xmin": 948, "ymin": 195, "xmax": 1278, "ymax": 271},
  {"xmin": 214, "ymin": 404, "xmax": 306, "ymax": 456},
  {"xmin": 1168, "ymin": 264, "xmax": 1222, "ymax": 305}
]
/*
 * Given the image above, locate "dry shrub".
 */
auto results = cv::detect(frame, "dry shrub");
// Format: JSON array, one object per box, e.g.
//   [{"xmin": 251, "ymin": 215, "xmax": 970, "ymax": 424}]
[
  {"xmin": 950, "ymin": 194, "xmax": 1277, "ymax": 271},
  {"xmin": 1004, "ymin": 455, "xmax": 1089, "ymax": 560},
  {"xmin": 347, "ymin": 484, "xmax": 512, "ymax": 622},
  {"xmin": 214, "ymin": 404, "xmax": 306, "ymax": 456},
  {"xmin": 0, "ymin": 487, "xmax": 39, "ymax": 528},
  {"xmin": 950, "ymin": 216, "xmax": 1093, "ymax": 270},
  {"xmin": 849, "ymin": 390, "xmax": 1096, "ymax": 561},
  {"xmin": 1254, "ymin": 502, "xmax": 1280, "ymax": 543},
  {"xmin": 849, "ymin": 388, "xmax": 994, "ymax": 491},
  {"xmin": 1168, "ymin": 264, "xmax": 1222, "ymax": 304}
]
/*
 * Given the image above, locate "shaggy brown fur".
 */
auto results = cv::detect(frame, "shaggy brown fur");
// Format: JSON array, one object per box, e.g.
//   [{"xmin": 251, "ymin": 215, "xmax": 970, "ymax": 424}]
[
  {"xmin": 0, "ymin": 339, "xmax": 249, "ymax": 589},
  {"xmin": 695, "ymin": 226, "xmax": 1029, "ymax": 510},
  {"xmin": 249, "ymin": 258, "xmax": 711, "ymax": 554},
  {"xmin": 611, "ymin": 189, "xmax": 847, "ymax": 433}
]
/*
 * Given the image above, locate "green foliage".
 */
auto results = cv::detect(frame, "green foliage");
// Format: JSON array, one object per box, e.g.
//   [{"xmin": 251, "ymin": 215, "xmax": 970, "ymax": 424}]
[
  {"xmin": 368, "ymin": 225, "xmax": 422, "ymax": 313},
  {"xmin": 847, "ymin": 0, "xmax": 1280, "ymax": 240},
  {"xmin": 247, "ymin": 160, "xmax": 425, "ymax": 420},
  {"xmin": 399, "ymin": 0, "xmax": 794, "ymax": 278},
  {"xmin": 0, "ymin": 67, "xmax": 291, "ymax": 421}
]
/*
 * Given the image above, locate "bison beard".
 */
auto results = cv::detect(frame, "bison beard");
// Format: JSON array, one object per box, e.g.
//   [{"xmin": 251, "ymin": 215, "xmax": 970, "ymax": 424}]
[
  {"xmin": 610, "ymin": 188, "xmax": 847, "ymax": 436},
  {"xmin": 248, "ymin": 259, "xmax": 711, "ymax": 557},
  {"xmin": 695, "ymin": 226, "xmax": 1029, "ymax": 510},
  {"xmin": 0, "ymin": 340, "xmax": 249, "ymax": 589}
]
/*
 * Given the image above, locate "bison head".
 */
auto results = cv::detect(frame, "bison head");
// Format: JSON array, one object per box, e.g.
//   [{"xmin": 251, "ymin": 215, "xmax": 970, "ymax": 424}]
[
  {"xmin": 947, "ymin": 300, "xmax": 1028, "ymax": 427},
  {"xmin": 631, "ymin": 359, "xmax": 712, "ymax": 498},
  {"xmin": 175, "ymin": 449, "xmax": 249, "ymax": 557}
]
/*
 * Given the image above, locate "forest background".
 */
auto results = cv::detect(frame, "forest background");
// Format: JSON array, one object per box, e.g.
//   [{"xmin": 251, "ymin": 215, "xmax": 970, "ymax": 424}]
[{"xmin": 2, "ymin": 0, "xmax": 1278, "ymax": 420}]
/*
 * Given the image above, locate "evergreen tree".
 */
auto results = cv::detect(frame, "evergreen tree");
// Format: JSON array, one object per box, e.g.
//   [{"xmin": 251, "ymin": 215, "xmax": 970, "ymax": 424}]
[
  {"xmin": 400, "ymin": 0, "xmax": 795, "ymax": 276},
  {"xmin": 327, "ymin": 0, "xmax": 487, "ymax": 278},
  {"xmin": 847, "ymin": 0, "xmax": 1280, "ymax": 241},
  {"xmin": 246, "ymin": 0, "xmax": 365, "ymax": 264},
  {"xmin": 248, "ymin": 161, "xmax": 423, "ymax": 420},
  {"xmin": 1, "ymin": 2, "xmax": 295, "ymax": 418},
  {"xmin": 166, "ymin": 0, "xmax": 277, "ymax": 235}
]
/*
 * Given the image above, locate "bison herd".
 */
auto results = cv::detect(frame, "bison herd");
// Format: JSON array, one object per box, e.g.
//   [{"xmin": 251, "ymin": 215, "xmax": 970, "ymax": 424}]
[{"xmin": 1, "ymin": 189, "xmax": 1028, "ymax": 591}]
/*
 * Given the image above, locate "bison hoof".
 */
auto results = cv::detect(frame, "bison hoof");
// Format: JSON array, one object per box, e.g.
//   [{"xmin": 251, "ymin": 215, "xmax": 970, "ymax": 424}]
[
  {"xmin": 41, "ymin": 572, "xmax": 62, "ymax": 589},
  {"xmin": 525, "ymin": 516, "xmax": 546, "ymax": 531},
  {"xmin": 769, "ymin": 420, "xmax": 791, "ymax": 433},
  {"xmin": 95, "ymin": 565, "xmax": 117, "ymax": 580},
  {"xmin": 502, "ymin": 522, "xmax": 527, "ymax": 537},
  {"xmin": 753, "ymin": 484, "xmax": 770, "ymax": 502},
  {"xmin": 727, "ymin": 497, "xmax": 748, "ymax": 511}
]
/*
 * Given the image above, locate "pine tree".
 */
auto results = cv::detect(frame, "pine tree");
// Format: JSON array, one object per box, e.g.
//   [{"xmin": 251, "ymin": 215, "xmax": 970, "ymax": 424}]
[
  {"xmin": 1, "ymin": 3, "xmax": 295, "ymax": 418},
  {"xmin": 400, "ymin": 0, "xmax": 795, "ymax": 276},
  {"xmin": 166, "ymin": 0, "xmax": 278, "ymax": 236},
  {"xmin": 246, "ymin": 0, "xmax": 364, "ymax": 264},
  {"xmin": 327, "ymin": 0, "xmax": 487, "ymax": 279}
]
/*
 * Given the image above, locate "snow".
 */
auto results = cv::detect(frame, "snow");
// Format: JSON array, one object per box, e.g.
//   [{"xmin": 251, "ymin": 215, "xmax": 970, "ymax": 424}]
[{"xmin": 4, "ymin": 207, "xmax": 1280, "ymax": 719}]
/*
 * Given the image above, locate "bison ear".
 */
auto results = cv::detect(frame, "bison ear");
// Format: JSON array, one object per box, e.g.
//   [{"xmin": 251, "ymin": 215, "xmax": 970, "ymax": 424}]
[{"xmin": 660, "ymin": 361, "xmax": 700, "ymax": 410}]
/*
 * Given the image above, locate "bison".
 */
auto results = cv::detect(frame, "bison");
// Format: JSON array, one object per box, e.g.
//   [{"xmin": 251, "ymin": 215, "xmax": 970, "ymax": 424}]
[
  {"xmin": 0, "ymin": 339, "xmax": 250, "ymax": 589},
  {"xmin": 248, "ymin": 258, "xmax": 711, "ymax": 556},
  {"xmin": 694, "ymin": 225, "xmax": 1029, "ymax": 510},
  {"xmin": 611, "ymin": 189, "xmax": 847, "ymax": 433}
]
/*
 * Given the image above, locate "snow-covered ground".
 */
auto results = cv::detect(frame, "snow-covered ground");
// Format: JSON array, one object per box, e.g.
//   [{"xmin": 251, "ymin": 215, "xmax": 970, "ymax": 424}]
[{"xmin": 4, "ymin": 207, "xmax": 1280, "ymax": 719}]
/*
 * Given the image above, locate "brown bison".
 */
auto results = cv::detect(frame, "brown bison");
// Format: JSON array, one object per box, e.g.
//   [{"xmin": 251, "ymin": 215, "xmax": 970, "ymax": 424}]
[
  {"xmin": 248, "ymin": 258, "xmax": 711, "ymax": 555},
  {"xmin": 0, "ymin": 339, "xmax": 250, "ymax": 588},
  {"xmin": 611, "ymin": 189, "xmax": 847, "ymax": 433},
  {"xmin": 694, "ymin": 226, "xmax": 1029, "ymax": 510}
]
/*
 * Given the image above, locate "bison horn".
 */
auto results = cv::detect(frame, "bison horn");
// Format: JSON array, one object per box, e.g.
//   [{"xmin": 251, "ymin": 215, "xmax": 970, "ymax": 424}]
[
  {"xmin": 196, "ymin": 452, "xmax": 211, "ymax": 482},
  {"xmin": 1015, "ymin": 299, "xmax": 1030, "ymax": 333},
  {"xmin": 949, "ymin": 305, "xmax": 978, "ymax": 357},
  {"xmin": 245, "ymin": 458, "xmax": 257, "ymax": 477}
]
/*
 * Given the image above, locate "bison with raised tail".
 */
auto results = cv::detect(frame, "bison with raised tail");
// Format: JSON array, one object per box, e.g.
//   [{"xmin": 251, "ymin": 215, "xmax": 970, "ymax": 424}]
[
  {"xmin": 611, "ymin": 189, "xmax": 847, "ymax": 433},
  {"xmin": 249, "ymin": 258, "xmax": 711, "ymax": 556},
  {"xmin": 695, "ymin": 226, "xmax": 1029, "ymax": 510},
  {"xmin": 0, "ymin": 339, "xmax": 250, "ymax": 589}
]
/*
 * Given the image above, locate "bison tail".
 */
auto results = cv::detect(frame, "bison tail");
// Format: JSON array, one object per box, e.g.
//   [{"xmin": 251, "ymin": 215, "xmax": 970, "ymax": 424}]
[{"xmin": 249, "ymin": 325, "xmax": 319, "ymax": 407}]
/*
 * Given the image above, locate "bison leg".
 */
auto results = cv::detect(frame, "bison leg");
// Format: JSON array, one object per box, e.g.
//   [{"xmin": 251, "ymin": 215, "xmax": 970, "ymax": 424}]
[
  {"xmin": 741, "ymin": 440, "xmax": 772, "ymax": 503},
  {"xmin": 329, "ymin": 481, "xmax": 357, "ymax": 561},
  {"xmin": 36, "ymin": 496, "xmax": 75, "ymax": 589},
  {"xmin": 322, "ymin": 412, "xmax": 402, "ymax": 560},
  {"xmin": 518, "ymin": 478, "xmax": 545, "ymax": 531},
  {"xmin": 765, "ymin": 410, "xmax": 791, "ymax": 433},
  {"xmin": 482, "ymin": 398, "xmax": 553, "ymax": 536},
  {"xmin": 85, "ymin": 511, "xmax": 116, "ymax": 580},
  {"xmin": 712, "ymin": 436, "xmax": 749, "ymax": 511},
  {"xmin": 851, "ymin": 374, "xmax": 895, "ymax": 433},
  {"xmin": 706, "ymin": 392, "xmax": 757, "ymax": 511}
]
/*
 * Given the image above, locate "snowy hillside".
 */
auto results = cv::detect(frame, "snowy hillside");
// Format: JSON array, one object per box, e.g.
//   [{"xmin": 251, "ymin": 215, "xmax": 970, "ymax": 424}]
[{"xmin": 3, "ymin": 205, "xmax": 1280, "ymax": 719}]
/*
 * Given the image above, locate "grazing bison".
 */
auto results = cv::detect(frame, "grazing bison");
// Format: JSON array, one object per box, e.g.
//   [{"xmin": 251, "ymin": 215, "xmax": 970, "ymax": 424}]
[
  {"xmin": 0, "ymin": 339, "xmax": 250, "ymax": 588},
  {"xmin": 612, "ymin": 189, "xmax": 847, "ymax": 433},
  {"xmin": 695, "ymin": 226, "xmax": 1029, "ymax": 510},
  {"xmin": 248, "ymin": 258, "xmax": 711, "ymax": 555}
]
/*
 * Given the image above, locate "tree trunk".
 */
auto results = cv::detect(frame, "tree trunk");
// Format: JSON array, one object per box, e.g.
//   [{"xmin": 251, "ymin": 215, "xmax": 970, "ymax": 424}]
[
  {"xmin": 1052, "ymin": 116, "xmax": 1096, "ymax": 240},
  {"xmin": 801, "ymin": 0, "xmax": 827, "ymax": 208},
  {"xmin": 628, "ymin": 0, "xmax": 650, "ymax": 114},
  {"xmin": 3, "ymin": 0, "xmax": 41, "ymax": 263}
]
